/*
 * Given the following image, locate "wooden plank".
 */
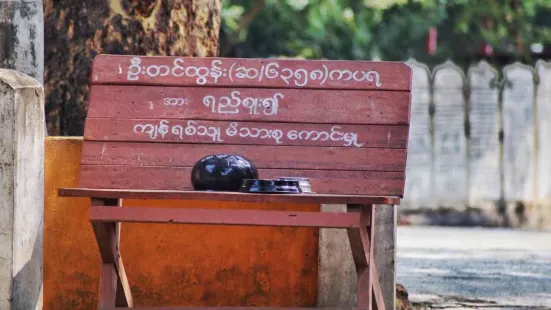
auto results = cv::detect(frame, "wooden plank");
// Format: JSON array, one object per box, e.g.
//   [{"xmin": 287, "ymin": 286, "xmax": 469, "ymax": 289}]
[
  {"xmin": 346, "ymin": 205, "xmax": 373, "ymax": 308},
  {"xmin": 112, "ymin": 253, "xmax": 133, "ymax": 308},
  {"xmin": 90, "ymin": 54, "xmax": 412, "ymax": 91},
  {"xmin": 90, "ymin": 199, "xmax": 119, "ymax": 265},
  {"xmin": 81, "ymin": 142, "xmax": 407, "ymax": 171},
  {"xmin": 371, "ymin": 264, "xmax": 386, "ymax": 310},
  {"xmin": 60, "ymin": 188, "xmax": 401, "ymax": 205},
  {"xmin": 92, "ymin": 221, "xmax": 133, "ymax": 308},
  {"xmin": 91, "ymin": 199, "xmax": 133, "ymax": 308},
  {"xmin": 83, "ymin": 118, "xmax": 408, "ymax": 149},
  {"xmin": 346, "ymin": 206, "xmax": 370, "ymax": 270},
  {"xmin": 87, "ymin": 85, "xmax": 411, "ymax": 125},
  {"xmin": 77, "ymin": 165, "xmax": 405, "ymax": 196},
  {"xmin": 90, "ymin": 207, "xmax": 362, "ymax": 228},
  {"xmin": 91, "ymin": 221, "xmax": 118, "ymax": 264},
  {"xmin": 98, "ymin": 264, "xmax": 117, "ymax": 309}
]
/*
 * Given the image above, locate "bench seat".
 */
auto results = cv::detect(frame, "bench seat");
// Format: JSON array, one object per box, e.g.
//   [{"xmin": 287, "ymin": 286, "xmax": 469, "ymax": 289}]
[
  {"xmin": 59, "ymin": 188, "xmax": 400, "ymax": 205},
  {"xmin": 61, "ymin": 188, "xmax": 398, "ymax": 229}
]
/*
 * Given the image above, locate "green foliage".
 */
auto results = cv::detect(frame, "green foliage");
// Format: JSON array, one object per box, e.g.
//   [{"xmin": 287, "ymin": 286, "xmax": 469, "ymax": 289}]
[{"xmin": 220, "ymin": 0, "xmax": 551, "ymax": 66}]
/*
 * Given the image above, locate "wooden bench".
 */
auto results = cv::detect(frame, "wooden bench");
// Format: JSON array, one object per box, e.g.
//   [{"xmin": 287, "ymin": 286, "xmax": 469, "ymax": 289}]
[{"xmin": 59, "ymin": 54, "xmax": 412, "ymax": 310}]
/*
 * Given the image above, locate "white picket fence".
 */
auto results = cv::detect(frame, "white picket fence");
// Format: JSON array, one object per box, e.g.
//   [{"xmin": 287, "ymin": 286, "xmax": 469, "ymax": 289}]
[{"xmin": 403, "ymin": 59, "xmax": 551, "ymax": 210}]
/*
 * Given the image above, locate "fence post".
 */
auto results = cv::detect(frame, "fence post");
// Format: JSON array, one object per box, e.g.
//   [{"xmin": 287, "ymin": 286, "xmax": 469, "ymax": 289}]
[
  {"xmin": 536, "ymin": 61, "xmax": 551, "ymax": 202},
  {"xmin": 0, "ymin": 69, "xmax": 44, "ymax": 310},
  {"xmin": 502, "ymin": 64, "xmax": 536, "ymax": 206},
  {"xmin": 432, "ymin": 61, "xmax": 468, "ymax": 208},
  {"xmin": 467, "ymin": 61, "xmax": 501, "ymax": 210},
  {"xmin": 403, "ymin": 59, "xmax": 433, "ymax": 209},
  {"xmin": 533, "ymin": 60, "xmax": 551, "ymax": 228}
]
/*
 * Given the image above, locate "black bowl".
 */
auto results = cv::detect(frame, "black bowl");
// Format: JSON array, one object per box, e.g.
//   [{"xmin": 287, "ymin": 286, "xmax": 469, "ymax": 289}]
[{"xmin": 191, "ymin": 154, "xmax": 258, "ymax": 191}]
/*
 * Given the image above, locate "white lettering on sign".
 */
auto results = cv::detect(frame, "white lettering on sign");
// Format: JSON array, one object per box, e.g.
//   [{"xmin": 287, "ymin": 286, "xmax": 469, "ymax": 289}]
[
  {"xmin": 133, "ymin": 120, "xmax": 170, "ymax": 140},
  {"xmin": 202, "ymin": 91, "xmax": 282, "ymax": 115},
  {"xmin": 132, "ymin": 120, "xmax": 365, "ymax": 147},
  {"xmin": 125, "ymin": 57, "xmax": 382, "ymax": 88},
  {"xmin": 288, "ymin": 126, "xmax": 364, "ymax": 147},
  {"xmin": 163, "ymin": 97, "xmax": 188, "ymax": 106},
  {"xmin": 134, "ymin": 120, "xmax": 223, "ymax": 142},
  {"xmin": 172, "ymin": 121, "xmax": 223, "ymax": 142},
  {"xmin": 226, "ymin": 122, "xmax": 284, "ymax": 144}
]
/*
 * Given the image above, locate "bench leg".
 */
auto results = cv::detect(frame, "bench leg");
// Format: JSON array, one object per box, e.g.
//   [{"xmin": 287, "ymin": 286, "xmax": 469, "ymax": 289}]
[
  {"xmin": 368, "ymin": 206, "xmax": 385, "ymax": 310},
  {"xmin": 91, "ymin": 198, "xmax": 134, "ymax": 309},
  {"xmin": 347, "ymin": 204, "xmax": 385, "ymax": 310},
  {"xmin": 99, "ymin": 263, "xmax": 118, "ymax": 308}
]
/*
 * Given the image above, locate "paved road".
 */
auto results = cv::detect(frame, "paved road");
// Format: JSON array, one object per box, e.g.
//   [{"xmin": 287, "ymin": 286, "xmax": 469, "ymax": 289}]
[{"xmin": 396, "ymin": 226, "xmax": 551, "ymax": 309}]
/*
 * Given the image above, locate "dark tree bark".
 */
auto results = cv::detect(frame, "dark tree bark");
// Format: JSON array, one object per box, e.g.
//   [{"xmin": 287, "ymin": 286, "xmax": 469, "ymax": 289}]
[{"xmin": 44, "ymin": 0, "xmax": 221, "ymax": 135}]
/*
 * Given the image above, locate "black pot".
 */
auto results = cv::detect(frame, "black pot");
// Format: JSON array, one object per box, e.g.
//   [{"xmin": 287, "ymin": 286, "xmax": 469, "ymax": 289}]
[{"xmin": 191, "ymin": 154, "xmax": 258, "ymax": 191}]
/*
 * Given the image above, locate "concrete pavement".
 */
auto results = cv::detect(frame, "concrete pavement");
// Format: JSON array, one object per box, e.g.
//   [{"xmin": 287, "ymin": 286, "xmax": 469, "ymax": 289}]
[{"xmin": 397, "ymin": 226, "xmax": 551, "ymax": 309}]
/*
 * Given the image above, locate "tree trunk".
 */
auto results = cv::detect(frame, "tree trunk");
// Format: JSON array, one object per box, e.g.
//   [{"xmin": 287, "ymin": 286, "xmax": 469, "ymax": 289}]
[{"xmin": 44, "ymin": 0, "xmax": 221, "ymax": 135}]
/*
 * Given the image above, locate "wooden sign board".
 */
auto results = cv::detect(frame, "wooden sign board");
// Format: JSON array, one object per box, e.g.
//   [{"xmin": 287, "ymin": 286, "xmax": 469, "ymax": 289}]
[{"xmin": 80, "ymin": 55, "xmax": 413, "ymax": 196}]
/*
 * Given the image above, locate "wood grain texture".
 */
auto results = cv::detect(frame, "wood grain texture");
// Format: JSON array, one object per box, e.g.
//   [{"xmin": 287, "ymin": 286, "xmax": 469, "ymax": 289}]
[
  {"xmin": 87, "ymin": 85, "xmax": 411, "ymax": 125},
  {"xmin": 90, "ymin": 198, "xmax": 134, "ymax": 308},
  {"xmin": 90, "ymin": 207, "xmax": 362, "ymax": 228},
  {"xmin": 83, "ymin": 118, "xmax": 408, "ymax": 148},
  {"xmin": 371, "ymin": 264, "xmax": 386, "ymax": 310},
  {"xmin": 346, "ymin": 206, "xmax": 371, "ymax": 271},
  {"xmin": 81, "ymin": 142, "xmax": 407, "ymax": 171},
  {"xmin": 91, "ymin": 55, "xmax": 412, "ymax": 91},
  {"xmin": 77, "ymin": 165, "xmax": 405, "ymax": 196},
  {"xmin": 91, "ymin": 220, "xmax": 133, "ymax": 308},
  {"xmin": 98, "ymin": 264, "xmax": 117, "ymax": 309},
  {"xmin": 347, "ymin": 206, "xmax": 373, "ymax": 308},
  {"xmin": 59, "ymin": 188, "xmax": 400, "ymax": 204}
]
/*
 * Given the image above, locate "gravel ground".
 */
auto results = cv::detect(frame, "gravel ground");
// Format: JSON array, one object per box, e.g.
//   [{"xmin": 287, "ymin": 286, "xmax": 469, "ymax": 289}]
[{"xmin": 396, "ymin": 226, "xmax": 551, "ymax": 309}]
